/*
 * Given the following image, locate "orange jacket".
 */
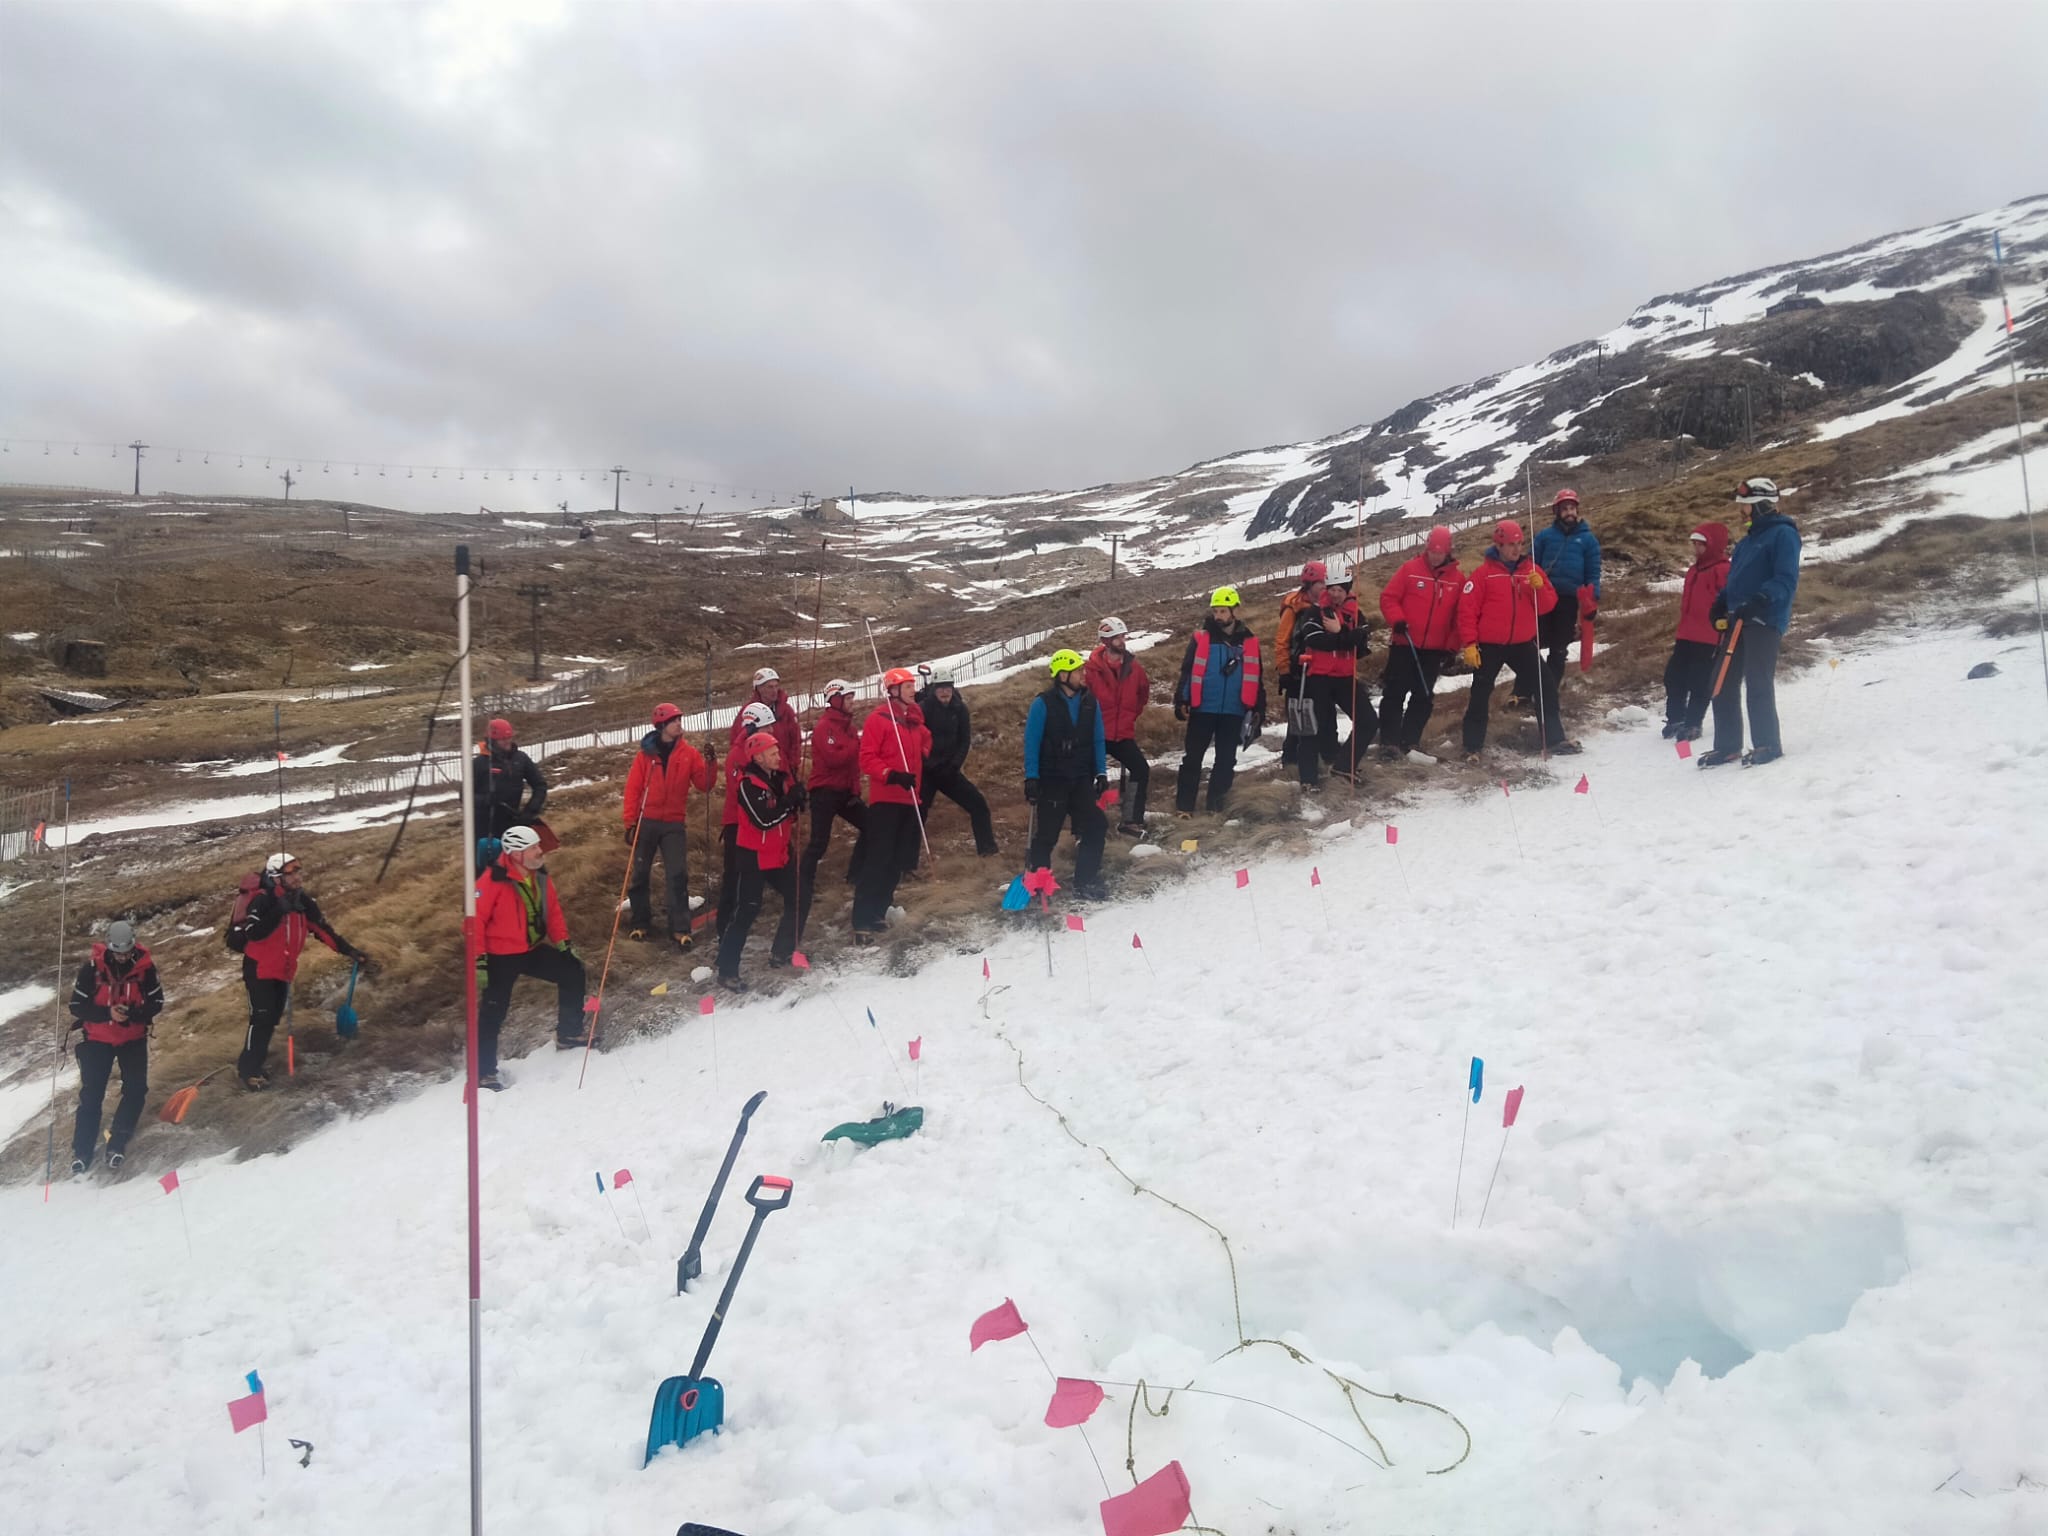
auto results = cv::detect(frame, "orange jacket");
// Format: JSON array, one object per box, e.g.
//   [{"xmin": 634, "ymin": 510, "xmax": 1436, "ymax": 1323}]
[{"xmin": 623, "ymin": 731, "xmax": 714, "ymax": 826}]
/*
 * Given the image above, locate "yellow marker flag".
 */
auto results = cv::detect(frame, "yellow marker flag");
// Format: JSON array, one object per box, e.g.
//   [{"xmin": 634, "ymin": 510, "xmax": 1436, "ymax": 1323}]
[
  {"xmin": 1180, "ymin": 839, "xmax": 1199, "ymax": 854},
  {"xmin": 649, "ymin": 982, "xmax": 670, "ymax": 996}
]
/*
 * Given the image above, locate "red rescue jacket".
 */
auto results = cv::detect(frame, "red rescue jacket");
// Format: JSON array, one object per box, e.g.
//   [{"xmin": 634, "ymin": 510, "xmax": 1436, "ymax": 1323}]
[
  {"xmin": 808, "ymin": 701, "xmax": 861, "ymax": 793},
  {"xmin": 1379, "ymin": 555, "xmax": 1464, "ymax": 651},
  {"xmin": 1676, "ymin": 522, "xmax": 1733, "ymax": 644},
  {"xmin": 623, "ymin": 731, "xmax": 715, "ymax": 827},
  {"xmin": 735, "ymin": 761, "xmax": 800, "ymax": 870},
  {"xmin": 242, "ymin": 888, "xmax": 347, "ymax": 982},
  {"xmin": 72, "ymin": 943, "xmax": 162, "ymax": 1045},
  {"xmin": 475, "ymin": 856, "xmax": 568, "ymax": 956},
  {"xmin": 1457, "ymin": 549, "xmax": 1557, "ymax": 647},
  {"xmin": 860, "ymin": 701, "xmax": 931, "ymax": 806},
  {"xmin": 728, "ymin": 691, "xmax": 803, "ymax": 773},
  {"xmin": 1084, "ymin": 644, "xmax": 1151, "ymax": 739}
]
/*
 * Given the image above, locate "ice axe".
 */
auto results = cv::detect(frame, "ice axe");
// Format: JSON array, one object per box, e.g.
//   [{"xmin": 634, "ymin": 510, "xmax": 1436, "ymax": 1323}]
[
  {"xmin": 645, "ymin": 1174, "xmax": 793, "ymax": 1464},
  {"xmin": 1710, "ymin": 619, "xmax": 1745, "ymax": 698},
  {"xmin": 335, "ymin": 960, "xmax": 361, "ymax": 1039},
  {"xmin": 678, "ymin": 1090, "xmax": 767, "ymax": 1293}
]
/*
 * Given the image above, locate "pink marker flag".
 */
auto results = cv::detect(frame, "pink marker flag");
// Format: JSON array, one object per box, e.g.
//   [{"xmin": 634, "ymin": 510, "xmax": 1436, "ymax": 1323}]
[
  {"xmin": 969, "ymin": 1297, "xmax": 1028, "ymax": 1351},
  {"xmin": 908, "ymin": 1036, "xmax": 922, "ymax": 1062},
  {"xmin": 1310, "ymin": 866, "xmax": 1321, "ymax": 887},
  {"xmin": 1065, "ymin": 913, "xmax": 1085, "ymax": 932},
  {"xmin": 582, "ymin": 996, "xmax": 601, "ymax": 1012},
  {"xmin": 275, "ymin": 750, "xmax": 289, "ymax": 763},
  {"xmin": 1574, "ymin": 774, "xmax": 1590, "ymax": 795},
  {"xmin": 1503, "ymin": 1086, "xmax": 1525, "ymax": 1127},
  {"xmin": 791, "ymin": 951, "xmax": 810, "ymax": 970},
  {"xmin": 1099, "ymin": 1461, "xmax": 1192, "ymax": 1536},
  {"xmin": 1676, "ymin": 738, "xmax": 1693, "ymax": 760},
  {"xmin": 699, "ymin": 994, "xmax": 716, "ymax": 1016},
  {"xmin": 1385, "ymin": 824, "xmax": 1399, "ymax": 845},
  {"xmin": 613, "ymin": 1168, "xmax": 634, "ymax": 1188},
  {"xmin": 159, "ymin": 1170, "xmax": 180, "ymax": 1195},
  {"xmin": 1234, "ymin": 868, "xmax": 1249, "ymax": 889},
  {"xmin": 1045, "ymin": 1376, "xmax": 1106, "ymax": 1428},
  {"xmin": 227, "ymin": 1390, "xmax": 268, "ymax": 1434},
  {"xmin": 981, "ymin": 957, "xmax": 991, "ymax": 979},
  {"xmin": 1130, "ymin": 933, "xmax": 1143, "ymax": 950},
  {"xmin": 1500, "ymin": 779, "xmax": 1511, "ymax": 797}
]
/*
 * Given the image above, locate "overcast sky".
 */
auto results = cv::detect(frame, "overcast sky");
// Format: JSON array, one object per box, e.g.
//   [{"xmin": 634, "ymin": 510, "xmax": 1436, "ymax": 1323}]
[{"xmin": 3, "ymin": 0, "xmax": 2045, "ymax": 513}]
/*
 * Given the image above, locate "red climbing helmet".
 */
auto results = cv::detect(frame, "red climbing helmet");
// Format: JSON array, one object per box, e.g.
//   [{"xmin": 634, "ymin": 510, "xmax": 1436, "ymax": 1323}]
[{"xmin": 651, "ymin": 702, "xmax": 682, "ymax": 726}]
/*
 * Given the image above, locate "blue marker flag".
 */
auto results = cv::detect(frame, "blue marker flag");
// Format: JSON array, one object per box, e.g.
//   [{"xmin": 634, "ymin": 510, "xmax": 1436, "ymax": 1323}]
[
  {"xmin": 866, "ymin": 1007, "xmax": 877, "ymax": 1029},
  {"xmin": 1468, "ymin": 1057, "xmax": 1484, "ymax": 1102},
  {"xmin": 594, "ymin": 1171, "xmax": 605, "ymax": 1193},
  {"xmin": 1001, "ymin": 875, "xmax": 1031, "ymax": 912},
  {"xmin": 246, "ymin": 1370, "xmax": 263, "ymax": 1395}
]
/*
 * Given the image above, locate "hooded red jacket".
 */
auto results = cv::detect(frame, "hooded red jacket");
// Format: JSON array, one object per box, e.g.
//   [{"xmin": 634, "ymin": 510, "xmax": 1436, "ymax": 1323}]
[
  {"xmin": 808, "ymin": 701, "xmax": 862, "ymax": 793},
  {"xmin": 1458, "ymin": 549, "xmax": 1557, "ymax": 647},
  {"xmin": 1084, "ymin": 644, "xmax": 1151, "ymax": 739},
  {"xmin": 860, "ymin": 700, "xmax": 931, "ymax": 806},
  {"xmin": 1675, "ymin": 523, "xmax": 1733, "ymax": 644},
  {"xmin": 624, "ymin": 731, "xmax": 715, "ymax": 827},
  {"xmin": 1379, "ymin": 555, "xmax": 1465, "ymax": 651}
]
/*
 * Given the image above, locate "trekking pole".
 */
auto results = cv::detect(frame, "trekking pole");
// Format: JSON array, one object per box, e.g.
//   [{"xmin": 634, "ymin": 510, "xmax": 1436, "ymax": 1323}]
[
  {"xmin": 861, "ymin": 616, "xmax": 934, "ymax": 864},
  {"xmin": 1710, "ymin": 619, "xmax": 1745, "ymax": 699},
  {"xmin": 580, "ymin": 774, "xmax": 654, "ymax": 1090},
  {"xmin": 40, "ymin": 779, "xmax": 72, "ymax": 1200}
]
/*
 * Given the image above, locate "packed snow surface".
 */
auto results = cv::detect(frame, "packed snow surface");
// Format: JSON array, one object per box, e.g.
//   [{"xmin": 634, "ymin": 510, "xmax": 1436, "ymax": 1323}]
[{"xmin": 4, "ymin": 627, "xmax": 2047, "ymax": 1534}]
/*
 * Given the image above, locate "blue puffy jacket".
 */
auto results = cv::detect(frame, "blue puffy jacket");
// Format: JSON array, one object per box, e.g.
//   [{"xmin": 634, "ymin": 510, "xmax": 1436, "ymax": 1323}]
[
  {"xmin": 1532, "ymin": 518, "xmax": 1602, "ymax": 600},
  {"xmin": 1722, "ymin": 509, "xmax": 1802, "ymax": 634},
  {"xmin": 1023, "ymin": 688, "xmax": 1106, "ymax": 779}
]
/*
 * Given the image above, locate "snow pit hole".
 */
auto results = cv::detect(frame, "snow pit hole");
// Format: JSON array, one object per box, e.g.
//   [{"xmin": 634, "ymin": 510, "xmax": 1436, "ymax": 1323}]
[{"xmin": 1557, "ymin": 1204, "xmax": 1908, "ymax": 1387}]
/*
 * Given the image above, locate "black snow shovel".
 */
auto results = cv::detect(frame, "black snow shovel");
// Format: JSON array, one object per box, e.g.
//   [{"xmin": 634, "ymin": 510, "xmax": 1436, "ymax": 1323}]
[
  {"xmin": 678, "ymin": 1090, "xmax": 767, "ymax": 1293},
  {"xmin": 644, "ymin": 1174, "xmax": 793, "ymax": 1465}
]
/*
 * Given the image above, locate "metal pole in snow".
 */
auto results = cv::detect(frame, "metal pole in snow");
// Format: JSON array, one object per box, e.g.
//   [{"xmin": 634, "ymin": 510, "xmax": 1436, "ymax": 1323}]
[
  {"xmin": 456, "ymin": 546, "xmax": 484, "ymax": 1536},
  {"xmin": 1992, "ymin": 231, "xmax": 2048, "ymax": 710}
]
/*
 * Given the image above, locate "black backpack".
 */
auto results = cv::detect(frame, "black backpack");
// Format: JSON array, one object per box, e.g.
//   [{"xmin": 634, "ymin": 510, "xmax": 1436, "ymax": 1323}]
[{"xmin": 224, "ymin": 871, "xmax": 265, "ymax": 953}]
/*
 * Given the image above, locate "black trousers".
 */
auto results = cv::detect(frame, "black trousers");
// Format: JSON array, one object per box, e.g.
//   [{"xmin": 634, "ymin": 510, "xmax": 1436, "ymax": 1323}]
[
  {"xmin": 628, "ymin": 818, "xmax": 693, "ymax": 935},
  {"xmin": 1380, "ymin": 643, "xmax": 1448, "ymax": 751},
  {"xmin": 1463, "ymin": 640, "xmax": 1563, "ymax": 751},
  {"xmin": 239, "ymin": 968, "xmax": 290, "ymax": 1079},
  {"xmin": 852, "ymin": 801, "xmax": 922, "ymax": 932},
  {"xmin": 1105, "ymin": 737, "xmax": 1150, "ymax": 826},
  {"xmin": 919, "ymin": 765, "xmax": 998, "ymax": 855},
  {"xmin": 1025, "ymin": 778, "xmax": 1106, "ymax": 889},
  {"xmin": 1175, "ymin": 712, "xmax": 1243, "ymax": 812},
  {"xmin": 717, "ymin": 847, "xmax": 797, "ymax": 978},
  {"xmin": 1278, "ymin": 673, "xmax": 1300, "ymax": 764},
  {"xmin": 715, "ymin": 824, "xmax": 740, "ymax": 937},
  {"xmin": 1710, "ymin": 622, "xmax": 1784, "ymax": 756},
  {"xmin": 1664, "ymin": 638, "xmax": 1719, "ymax": 729},
  {"xmin": 798, "ymin": 786, "xmax": 867, "ymax": 936},
  {"xmin": 478, "ymin": 946, "xmax": 588, "ymax": 1073},
  {"xmin": 1298, "ymin": 675, "xmax": 1377, "ymax": 783},
  {"xmin": 1515, "ymin": 601, "xmax": 1580, "ymax": 697},
  {"xmin": 73, "ymin": 1038, "xmax": 147, "ymax": 1162}
]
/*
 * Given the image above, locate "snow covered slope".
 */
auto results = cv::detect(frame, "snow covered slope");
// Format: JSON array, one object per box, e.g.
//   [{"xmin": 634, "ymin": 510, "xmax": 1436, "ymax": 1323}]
[{"xmin": 7, "ymin": 624, "xmax": 2046, "ymax": 1534}]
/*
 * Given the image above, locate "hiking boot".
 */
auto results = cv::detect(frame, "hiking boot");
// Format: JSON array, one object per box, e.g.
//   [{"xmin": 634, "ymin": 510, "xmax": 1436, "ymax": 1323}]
[
  {"xmin": 478, "ymin": 1072, "xmax": 507, "ymax": 1092},
  {"xmin": 106, "ymin": 1151, "xmax": 124, "ymax": 1170},
  {"xmin": 1461, "ymin": 749, "xmax": 1485, "ymax": 764},
  {"xmin": 719, "ymin": 974, "xmax": 750, "ymax": 993},
  {"xmin": 627, "ymin": 927, "xmax": 652, "ymax": 942},
  {"xmin": 555, "ymin": 1033, "xmax": 597, "ymax": 1051},
  {"xmin": 977, "ymin": 845, "xmax": 1001, "ymax": 858},
  {"xmin": 1697, "ymin": 748, "xmax": 1742, "ymax": 769},
  {"xmin": 70, "ymin": 1158, "xmax": 87, "ymax": 1176},
  {"xmin": 1175, "ymin": 810, "xmax": 1194, "ymax": 821},
  {"xmin": 1677, "ymin": 724, "xmax": 1703, "ymax": 742},
  {"xmin": 1743, "ymin": 747, "xmax": 1784, "ymax": 767},
  {"xmin": 1661, "ymin": 721, "xmax": 1680, "ymax": 739},
  {"xmin": 1549, "ymin": 740, "xmax": 1584, "ymax": 755},
  {"xmin": 670, "ymin": 932, "xmax": 694, "ymax": 953},
  {"xmin": 240, "ymin": 1074, "xmax": 269, "ymax": 1091},
  {"xmin": 1115, "ymin": 822, "xmax": 1145, "ymax": 839},
  {"xmin": 1076, "ymin": 882, "xmax": 1110, "ymax": 903},
  {"xmin": 1378, "ymin": 745, "xmax": 1402, "ymax": 762},
  {"xmin": 852, "ymin": 930, "xmax": 878, "ymax": 948}
]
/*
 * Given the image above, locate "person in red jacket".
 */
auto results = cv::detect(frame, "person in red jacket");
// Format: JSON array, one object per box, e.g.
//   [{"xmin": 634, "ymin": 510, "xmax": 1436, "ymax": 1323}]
[
  {"xmin": 66, "ymin": 920, "xmax": 164, "ymax": 1172},
  {"xmin": 1457, "ymin": 520, "xmax": 1575, "ymax": 757},
  {"xmin": 731, "ymin": 666, "xmax": 803, "ymax": 767},
  {"xmin": 1664, "ymin": 522, "xmax": 1732, "ymax": 741},
  {"xmin": 718, "ymin": 732, "xmax": 805, "ymax": 989},
  {"xmin": 1290, "ymin": 583, "xmax": 1374, "ymax": 785},
  {"xmin": 797, "ymin": 680, "xmax": 867, "ymax": 935},
  {"xmin": 716, "ymin": 700, "xmax": 780, "ymax": 941},
  {"xmin": 623, "ymin": 701, "xmax": 718, "ymax": 954},
  {"xmin": 473, "ymin": 825, "xmax": 585, "ymax": 1088},
  {"xmin": 1084, "ymin": 618, "xmax": 1152, "ymax": 835},
  {"xmin": 852, "ymin": 667, "xmax": 931, "ymax": 942},
  {"xmin": 1377, "ymin": 526, "xmax": 1463, "ymax": 760},
  {"xmin": 237, "ymin": 851, "xmax": 367, "ymax": 1089}
]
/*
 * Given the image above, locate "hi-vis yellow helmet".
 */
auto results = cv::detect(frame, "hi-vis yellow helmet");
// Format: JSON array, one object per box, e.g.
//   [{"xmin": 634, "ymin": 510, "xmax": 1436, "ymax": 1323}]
[
  {"xmin": 1209, "ymin": 585, "xmax": 1242, "ymax": 609},
  {"xmin": 1047, "ymin": 648, "xmax": 1087, "ymax": 678}
]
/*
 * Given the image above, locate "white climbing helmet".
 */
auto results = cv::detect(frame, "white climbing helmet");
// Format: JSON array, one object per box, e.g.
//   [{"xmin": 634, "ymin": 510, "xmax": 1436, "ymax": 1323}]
[
  {"xmin": 499, "ymin": 825, "xmax": 540, "ymax": 854},
  {"xmin": 822, "ymin": 678, "xmax": 858, "ymax": 704},
  {"xmin": 739, "ymin": 701, "xmax": 776, "ymax": 731},
  {"xmin": 1097, "ymin": 616, "xmax": 1129, "ymax": 640}
]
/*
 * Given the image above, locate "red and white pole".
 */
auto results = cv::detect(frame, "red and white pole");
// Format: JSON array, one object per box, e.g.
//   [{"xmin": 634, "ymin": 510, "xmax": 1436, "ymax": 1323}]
[{"xmin": 456, "ymin": 546, "xmax": 483, "ymax": 1534}]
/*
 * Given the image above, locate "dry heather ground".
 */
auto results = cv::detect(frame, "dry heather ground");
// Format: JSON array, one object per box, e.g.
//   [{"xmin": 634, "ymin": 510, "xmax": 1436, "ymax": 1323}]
[{"xmin": 0, "ymin": 383, "xmax": 2039, "ymax": 1178}]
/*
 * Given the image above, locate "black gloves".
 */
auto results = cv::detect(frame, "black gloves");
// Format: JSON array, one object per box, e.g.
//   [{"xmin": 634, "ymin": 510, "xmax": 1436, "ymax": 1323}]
[
  {"xmin": 790, "ymin": 784, "xmax": 809, "ymax": 813},
  {"xmin": 1734, "ymin": 596, "xmax": 1767, "ymax": 621},
  {"xmin": 1174, "ymin": 702, "xmax": 1190, "ymax": 722},
  {"xmin": 1709, "ymin": 594, "xmax": 1728, "ymax": 624},
  {"xmin": 1391, "ymin": 620, "xmax": 1408, "ymax": 637},
  {"xmin": 886, "ymin": 770, "xmax": 916, "ymax": 791},
  {"xmin": 624, "ymin": 820, "xmax": 640, "ymax": 846},
  {"xmin": 702, "ymin": 741, "xmax": 718, "ymax": 767},
  {"xmin": 1094, "ymin": 775, "xmax": 1109, "ymax": 798},
  {"xmin": 1023, "ymin": 779, "xmax": 1040, "ymax": 805}
]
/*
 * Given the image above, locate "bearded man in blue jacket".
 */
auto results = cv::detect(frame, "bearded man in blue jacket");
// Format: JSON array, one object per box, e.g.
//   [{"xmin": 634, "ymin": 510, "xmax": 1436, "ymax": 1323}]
[{"xmin": 1700, "ymin": 476, "xmax": 1803, "ymax": 768}]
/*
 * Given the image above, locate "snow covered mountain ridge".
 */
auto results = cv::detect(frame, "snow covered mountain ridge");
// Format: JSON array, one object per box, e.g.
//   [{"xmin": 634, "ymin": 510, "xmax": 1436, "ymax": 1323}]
[{"xmin": 834, "ymin": 192, "xmax": 2047, "ymax": 577}]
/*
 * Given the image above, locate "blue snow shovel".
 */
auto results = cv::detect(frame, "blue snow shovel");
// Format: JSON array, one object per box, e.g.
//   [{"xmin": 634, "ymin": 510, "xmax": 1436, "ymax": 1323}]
[
  {"xmin": 335, "ymin": 960, "xmax": 361, "ymax": 1039},
  {"xmin": 644, "ymin": 1174, "xmax": 794, "ymax": 1465}
]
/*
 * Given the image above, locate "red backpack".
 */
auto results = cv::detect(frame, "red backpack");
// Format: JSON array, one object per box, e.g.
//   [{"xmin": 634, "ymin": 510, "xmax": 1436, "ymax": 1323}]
[{"xmin": 224, "ymin": 871, "xmax": 265, "ymax": 953}]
